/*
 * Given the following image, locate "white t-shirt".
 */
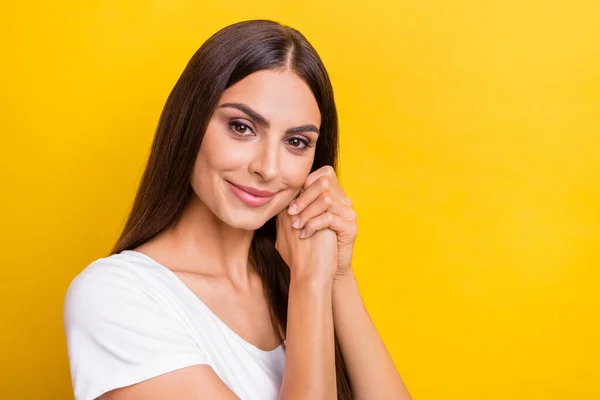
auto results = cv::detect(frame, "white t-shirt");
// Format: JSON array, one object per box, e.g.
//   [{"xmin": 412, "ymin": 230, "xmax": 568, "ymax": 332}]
[{"xmin": 63, "ymin": 250, "xmax": 286, "ymax": 400}]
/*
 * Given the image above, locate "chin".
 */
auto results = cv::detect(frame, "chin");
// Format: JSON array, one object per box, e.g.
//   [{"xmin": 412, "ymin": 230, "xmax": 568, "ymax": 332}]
[
  {"xmin": 218, "ymin": 204, "xmax": 279, "ymax": 232},
  {"xmin": 224, "ymin": 214, "xmax": 272, "ymax": 232}
]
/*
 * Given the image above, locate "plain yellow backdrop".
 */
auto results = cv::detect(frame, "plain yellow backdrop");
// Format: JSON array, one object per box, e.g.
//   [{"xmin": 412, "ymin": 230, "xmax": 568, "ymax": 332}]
[{"xmin": 1, "ymin": 0, "xmax": 599, "ymax": 398}]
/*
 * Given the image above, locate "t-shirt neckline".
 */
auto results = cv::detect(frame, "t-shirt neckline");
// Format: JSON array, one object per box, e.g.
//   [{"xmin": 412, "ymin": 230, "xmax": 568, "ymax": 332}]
[{"xmin": 120, "ymin": 249, "xmax": 285, "ymax": 358}]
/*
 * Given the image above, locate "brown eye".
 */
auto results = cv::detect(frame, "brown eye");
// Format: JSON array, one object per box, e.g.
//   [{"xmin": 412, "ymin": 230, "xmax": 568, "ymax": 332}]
[
  {"xmin": 287, "ymin": 137, "xmax": 310, "ymax": 150},
  {"xmin": 234, "ymin": 123, "xmax": 247, "ymax": 134},
  {"xmin": 229, "ymin": 122, "xmax": 252, "ymax": 136}
]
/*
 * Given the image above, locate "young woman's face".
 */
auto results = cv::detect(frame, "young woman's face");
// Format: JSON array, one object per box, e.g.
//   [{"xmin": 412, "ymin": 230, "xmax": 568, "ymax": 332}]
[{"xmin": 190, "ymin": 69, "xmax": 322, "ymax": 231}]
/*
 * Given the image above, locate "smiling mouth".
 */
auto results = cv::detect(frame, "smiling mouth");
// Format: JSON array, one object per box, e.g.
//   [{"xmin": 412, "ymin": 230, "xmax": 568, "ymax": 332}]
[{"xmin": 226, "ymin": 181, "xmax": 277, "ymax": 207}]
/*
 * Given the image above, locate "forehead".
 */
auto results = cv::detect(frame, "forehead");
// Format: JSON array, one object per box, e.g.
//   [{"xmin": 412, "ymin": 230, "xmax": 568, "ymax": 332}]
[{"xmin": 218, "ymin": 69, "xmax": 321, "ymax": 127}]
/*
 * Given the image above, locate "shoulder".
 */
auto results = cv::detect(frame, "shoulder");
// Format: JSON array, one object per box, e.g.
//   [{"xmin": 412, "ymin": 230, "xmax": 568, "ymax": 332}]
[
  {"xmin": 63, "ymin": 251, "xmax": 165, "ymax": 328},
  {"xmin": 63, "ymin": 252, "xmax": 213, "ymax": 400}
]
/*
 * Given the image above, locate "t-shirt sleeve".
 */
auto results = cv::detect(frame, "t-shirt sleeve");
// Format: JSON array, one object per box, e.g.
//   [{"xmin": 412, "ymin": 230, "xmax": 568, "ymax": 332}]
[{"xmin": 63, "ymin": 260, "xmax": 210, "ymax": 400}]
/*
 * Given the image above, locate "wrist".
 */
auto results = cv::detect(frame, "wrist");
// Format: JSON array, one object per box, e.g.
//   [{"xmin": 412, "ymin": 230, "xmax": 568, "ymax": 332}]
[
  {"xmin": 333, "ymin": 268, "xmax": 358, "ymax": 296},
  {"xmin": 290, "ymin": 273, "xmax": 334, "ymax": 291},
  {"xmin": 334, "ymin": 264, "xmax": 355, "ymax": 282}
]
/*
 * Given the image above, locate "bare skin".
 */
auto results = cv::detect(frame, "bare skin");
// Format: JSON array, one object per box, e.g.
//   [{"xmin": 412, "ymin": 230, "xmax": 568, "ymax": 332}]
[{"xmin": 101, "ymin": 68, "xmax": 411, "ymax": 399}]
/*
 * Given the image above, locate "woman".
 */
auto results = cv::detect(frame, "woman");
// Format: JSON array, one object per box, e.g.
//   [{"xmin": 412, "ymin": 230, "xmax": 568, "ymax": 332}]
[{"xmin": 63, "ymin": 19, "xmax": 411, "ymax": 400}]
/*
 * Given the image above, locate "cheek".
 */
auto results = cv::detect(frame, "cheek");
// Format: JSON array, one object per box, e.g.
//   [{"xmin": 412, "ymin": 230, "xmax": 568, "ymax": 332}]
[
  {"xmin": 281, "ymin": 156, "xmax": 313, "ymax": 190},
  {"xmin": 197, "ymin": 122, "xmax": 249, "ymax": 171}
]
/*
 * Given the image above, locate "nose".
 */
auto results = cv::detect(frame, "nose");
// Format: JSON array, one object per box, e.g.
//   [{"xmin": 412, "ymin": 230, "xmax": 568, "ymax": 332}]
[{"xmin": 248, "ymin": 137, "xmax": 279, "ymax": 181}]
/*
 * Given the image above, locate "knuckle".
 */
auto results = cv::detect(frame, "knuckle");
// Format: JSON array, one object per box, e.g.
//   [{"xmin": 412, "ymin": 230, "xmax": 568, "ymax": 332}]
[
  {"xmin": 349, "ymin": 208, "xmax": 357, "ymax": 219},
  {"xmin": 319, "ymin": 176, "xmax": 330, "ymax": 190},
  {"xmin": 304, "ymin": 219, "xmax": 314, "ymax": 231},
  {"xmin": 310, "ymin": 217, "xmax": 321, "ymax": 230},
  {"xmin": 322, "ymin": 193, "xmax": 333, "ymax": 206}
]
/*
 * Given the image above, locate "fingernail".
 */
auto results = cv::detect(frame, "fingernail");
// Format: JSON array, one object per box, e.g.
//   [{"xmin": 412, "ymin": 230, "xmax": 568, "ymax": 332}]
[
  {"xmin": 288, "ymin": 203, "xmax": 297, "ymax": 214},
  {"xmin": 292, "ymin": 217, "xmax": 301, "ymax": 228},
  {"xmin": 299, "ymin": 229, "xmax": 307, "ymax": 238}
]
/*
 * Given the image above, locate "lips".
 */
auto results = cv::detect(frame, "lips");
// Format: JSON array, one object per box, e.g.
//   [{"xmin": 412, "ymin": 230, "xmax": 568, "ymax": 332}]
[{"xmin": 226, "ymin": 181, "xmax": 276, "ymax": 207}]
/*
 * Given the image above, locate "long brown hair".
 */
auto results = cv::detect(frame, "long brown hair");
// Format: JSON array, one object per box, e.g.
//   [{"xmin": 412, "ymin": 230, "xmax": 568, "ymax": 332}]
[{"xmin": 110, "ymin": 19, "xmax": 352, "ymax": 398}]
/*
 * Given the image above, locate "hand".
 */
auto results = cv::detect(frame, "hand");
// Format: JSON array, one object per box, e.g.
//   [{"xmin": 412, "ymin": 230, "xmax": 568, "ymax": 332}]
[
  {"xmin": 275, "ymin": 208, "xmax": 338, "ymax": 284},
  {"xmin": 286, "ymin": 165, "xmax": 358, "ymax": 279}
]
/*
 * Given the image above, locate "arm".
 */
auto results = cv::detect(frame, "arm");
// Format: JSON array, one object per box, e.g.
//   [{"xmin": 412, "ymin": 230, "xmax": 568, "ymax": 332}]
[
  {"xmin": 64, "ymin": 261, "xmax": 241, "ymax": 400},
  {"xmin": 101, "ymin": 278, "xmax": 337, "ymax": 400},
  {"xmin": 101, "ymin": 276, "xmax": 337, "ymax": 400},
  {"xmin": 101, "ymin": 365, "xmax": 239, "ymax": 399},
  {"xmin": 87, "ymin": 237, "xmax": 337, "ymax": 400},
  {"xmin": 101, "ymin": 277, "xmax": 337, "ymax": 400},
  {"xmin": 278, "ymin": 277, "xmax": 337, "ymax": 399},
  {"xmin": 333, "ymin": 271, "xmax": 412, "ymax": 399},
  {"xmin": 282, "ymin": 166, "xmax": 411, "ymax": 398},
  {"xmin": 98, "ymin": 277, "xmax": 337, "ymax": 400}
]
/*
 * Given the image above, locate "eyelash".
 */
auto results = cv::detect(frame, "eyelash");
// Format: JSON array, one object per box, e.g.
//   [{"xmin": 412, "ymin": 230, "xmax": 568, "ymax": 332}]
[{"xmin": 228, "ymin": 121, "xmax": 313, "ymax": 151}]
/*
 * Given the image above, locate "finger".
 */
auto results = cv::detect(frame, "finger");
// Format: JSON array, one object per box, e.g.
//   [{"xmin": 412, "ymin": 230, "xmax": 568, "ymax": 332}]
[
  {"xmin": 277, "ymin": 208, "xmax": 293, "ymax": 229},
  {"xmin": 292, "ymin": 192, "xmax": 355, "ymax": 230},
  {"xmin": 304, "ymin": 165, "xmax": 352, "ymax": 207},
  {"xmin": 303, "ymin": 165, "xmax": 337, "ymax": 189},
  {"xmin": 300, "ymin": 211, "xmax": 356, "ymax": 239},
  {"xmin": 288, "ymin": 176, "xmax": 330, "ymax": 216},
  {"xmin": 288, "ymin": 175, "xmax": 347, "ymax": 216}
]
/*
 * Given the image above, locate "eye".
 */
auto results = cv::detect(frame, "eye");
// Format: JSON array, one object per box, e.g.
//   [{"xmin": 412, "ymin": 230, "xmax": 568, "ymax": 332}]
[
  {"xmin": 229, "ymin": 121, "xmax": 253, "ymax": 136},
  {"xmin": 287, "ymin": 137, "xmax": 311, "ymax": 150}
]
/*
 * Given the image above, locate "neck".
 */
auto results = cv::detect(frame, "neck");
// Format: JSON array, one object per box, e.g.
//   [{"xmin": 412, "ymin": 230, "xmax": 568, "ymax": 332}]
[{"xmin": 158, "ymin": 194, "xmax": 256, "ymax": 286}]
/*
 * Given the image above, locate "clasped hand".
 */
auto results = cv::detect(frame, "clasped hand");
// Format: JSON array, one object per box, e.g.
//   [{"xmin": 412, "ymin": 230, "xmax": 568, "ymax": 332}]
[{"xmin": 275, "ymin": 165, "xmax": 357, "ymax": 283}]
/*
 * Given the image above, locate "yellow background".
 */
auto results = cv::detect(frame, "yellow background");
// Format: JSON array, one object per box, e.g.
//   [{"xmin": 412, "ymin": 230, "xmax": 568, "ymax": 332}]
[{"xmin": 1, "ymin": 0, "xmax": 598, "ymax": 398}]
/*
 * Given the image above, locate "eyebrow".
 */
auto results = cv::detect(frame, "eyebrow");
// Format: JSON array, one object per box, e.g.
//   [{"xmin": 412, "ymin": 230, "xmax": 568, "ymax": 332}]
[{"xmin": 218, "ymin": 102, "xmax": 320, "ymax": 135}]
